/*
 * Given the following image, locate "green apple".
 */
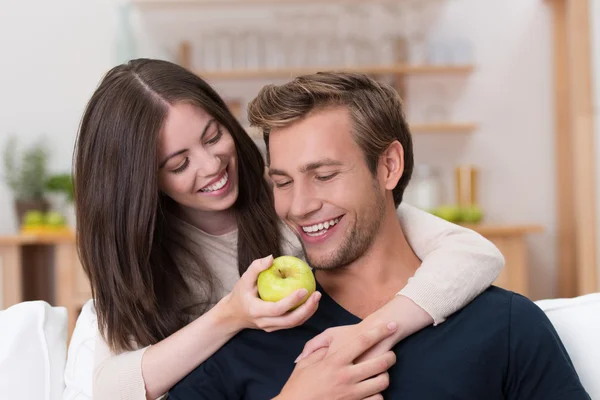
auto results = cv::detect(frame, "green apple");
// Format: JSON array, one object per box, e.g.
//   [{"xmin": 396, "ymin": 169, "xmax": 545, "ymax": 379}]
[
  {"xmin": 460, "ymin": 206, "xmax": 483, "ymax": 223},
  {"xmin": 257, "ymin": 256, "xmax": 316, "ymax": 310},
  {"xmin": 434, "ymin": 205, "xmax": 462, "ymax": 222},
  {"xmin": 45, "ymin": 211, "xmax": 66, "ymax": 227},
  {"xmin": 23, "ymin": 210, "xmax": 45, "ymax": 226}
]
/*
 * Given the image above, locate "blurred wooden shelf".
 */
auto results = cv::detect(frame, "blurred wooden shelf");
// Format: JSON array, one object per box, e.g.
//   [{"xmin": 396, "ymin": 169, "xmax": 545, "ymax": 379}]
[
  {"xmin": 194, "ymin": 65, "xmax": 475, "ymax": 80},
  {"xmin": 459, "ymin": 224, "xmax": 545, "ymax": 236},
  {"xmin": 0, "ymin": 232, "xmax": 88, "ymax": 340},
  {"xmin": 132, "ymin": 0, "xmax": 387, "ymax": 7},
  {"xmin": 457, "ymin": 224, "xmax": 544, "ymax": 297},
  {"xmin": 245, "ymin": 122, "xmax": 477, "ymax": 138},
  {"xmin": 410, "ymin": 123, "xmax": 477, "ymax": 134},
  {"xmin": 0, "ymin": 232, "xmax": 75, "ymax": 246}
]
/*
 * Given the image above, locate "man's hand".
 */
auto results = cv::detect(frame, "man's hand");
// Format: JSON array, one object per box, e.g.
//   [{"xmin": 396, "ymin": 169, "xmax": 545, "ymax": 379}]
[
  {"xmin": 296, "ymin": 295, "xmax": 434, "ymax": 363},
  {"xmin": 274, "ymin": 322, "xmax": 398, "ymax": 400},
  {"xmin": 295, "ymin": 322, "xmax": 396, "ymax": 365}
]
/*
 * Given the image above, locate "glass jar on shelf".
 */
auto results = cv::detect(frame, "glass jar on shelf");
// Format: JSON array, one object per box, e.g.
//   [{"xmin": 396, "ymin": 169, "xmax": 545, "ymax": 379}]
[{"xmin": 404, "ymin": 164, "xmax": 442, "ymax": 212}]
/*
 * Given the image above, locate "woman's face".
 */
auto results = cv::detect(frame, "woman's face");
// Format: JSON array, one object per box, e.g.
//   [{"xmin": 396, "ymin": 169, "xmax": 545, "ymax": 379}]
[{"xmin": 158, "ymin": 102, "xmax": 239, "ymax": 213}]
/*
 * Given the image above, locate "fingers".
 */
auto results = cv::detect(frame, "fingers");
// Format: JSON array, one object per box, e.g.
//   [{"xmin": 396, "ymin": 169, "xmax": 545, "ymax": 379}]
[
  {"xmin": 362, "ymin": 395, "xmax": 384, "ymax": 400},
  {"xmin": 353, "ymin": 372, "xmax": 390, "ymax": 400},
  {"xmin": 333, "ymin": 322, "xmax": 398, "ymax": 364},
  {"xmin": 295, "ymin": 328, "xmax": 333, "ymax": 363},
  {"xmin": 249, "ymin": 289, "xmax": 308, "ymax": 320},
  {"xmin": 296, "ymin": 347, "xmax": 328, "ymax": 368},
  {"xmin": 257, "ymin": 291, "xmax": 321, "ymax": 331},
  {"xmin": 242, "ymin": 255, "xmax": 274, "ymax": 284},
  {"xmin": 263, "ymin": 288, "xmax": 312, "ymax": 316},
  {"xmin": 349, "ymin": 351, "xmax": 396, "ymax": 383}
]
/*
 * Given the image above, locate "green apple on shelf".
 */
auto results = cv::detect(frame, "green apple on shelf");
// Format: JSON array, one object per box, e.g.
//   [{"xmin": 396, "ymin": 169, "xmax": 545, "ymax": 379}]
[
  {"xmin": 431, "ymin": 205, "xmax": 484, "ymax": 224},
  {"xmin": 432, "ymin": 205, "xmax": 462, "ymax": 223},
  {"xmin": 460, "ymin": 205, "xmax": 483, "ymax": 223},
  {"xmin": 20, "ymin": 210, "xmax": 71, "ymax": 236},
  {"xmin": 23, "ymin": 210, "xmax": 45, "ymax": 227}
]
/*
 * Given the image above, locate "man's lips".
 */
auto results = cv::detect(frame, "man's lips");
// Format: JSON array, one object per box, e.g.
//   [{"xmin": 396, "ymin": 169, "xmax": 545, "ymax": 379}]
[{"xmin": 300, "ymin": 215, "xmax": 344, "ymax": 234}]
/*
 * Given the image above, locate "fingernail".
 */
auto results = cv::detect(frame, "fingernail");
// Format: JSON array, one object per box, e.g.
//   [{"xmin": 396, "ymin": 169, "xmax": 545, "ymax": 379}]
[
  {"xmin": 264, "ymin": 254, "xmax": 273, "ymax": 260},
  {"xmin": 297, "ymin": 289, "xmax": 308, "ymax": 297},
  {"xmin": 387, "ymin": 322, "xmax": 398, "ymax": 331},
  {"xmin": 294, "ymin": 354, "xmax": 303, "ymax": 363},
  {"xmin": 314, "ymin": 292, "xmax": 322, "ymax": 301}
]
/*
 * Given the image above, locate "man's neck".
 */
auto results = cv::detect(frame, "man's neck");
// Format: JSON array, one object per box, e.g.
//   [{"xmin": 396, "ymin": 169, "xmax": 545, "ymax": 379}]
[{"xmin": 315, "ymin": 203, "xmax": 421, "ymax": 319}]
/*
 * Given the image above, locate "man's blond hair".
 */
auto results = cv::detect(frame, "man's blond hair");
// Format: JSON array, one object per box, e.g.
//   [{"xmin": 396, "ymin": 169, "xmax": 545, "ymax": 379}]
[{"xmin": 247, "ymin": 71, "xmax": 414, "ymax": 207}]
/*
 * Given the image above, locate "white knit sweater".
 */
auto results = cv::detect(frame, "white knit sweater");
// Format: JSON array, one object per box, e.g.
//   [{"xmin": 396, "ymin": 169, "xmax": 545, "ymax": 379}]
[{"xmin": 92, "ymin": 203, "xmax": 504, "ymax": 399}]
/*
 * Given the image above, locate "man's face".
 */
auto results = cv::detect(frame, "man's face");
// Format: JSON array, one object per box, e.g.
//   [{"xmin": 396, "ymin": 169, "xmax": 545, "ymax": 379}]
[{"xmin": 268, "ymin": 107, "xmax": 386, "ymax": 270}]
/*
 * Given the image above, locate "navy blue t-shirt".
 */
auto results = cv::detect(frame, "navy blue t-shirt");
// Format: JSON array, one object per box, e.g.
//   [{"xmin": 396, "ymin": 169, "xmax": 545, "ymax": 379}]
[{"xmin": 169, "ymin": 286, "xmax": 589, "ymax": 400}]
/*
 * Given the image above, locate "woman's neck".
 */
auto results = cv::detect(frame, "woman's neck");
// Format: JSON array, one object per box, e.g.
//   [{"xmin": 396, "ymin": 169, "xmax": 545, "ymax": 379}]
[{"xmin": 178, "ymin": 206, "xmax": 238, "ymax": 236}]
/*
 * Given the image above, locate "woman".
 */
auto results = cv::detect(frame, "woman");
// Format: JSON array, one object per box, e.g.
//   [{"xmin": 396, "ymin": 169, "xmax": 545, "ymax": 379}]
[{"xmin": 74, "ymin": 58, "xmax": 503, "ymax": 400}]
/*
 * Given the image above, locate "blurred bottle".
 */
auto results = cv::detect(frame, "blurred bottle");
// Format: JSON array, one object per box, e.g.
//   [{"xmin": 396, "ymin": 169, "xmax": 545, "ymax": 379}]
[
  {"xmin": 405, "ymin": 164, "xmax": 442, "ymax": 212},
  {"xmin": 455, "ymin": 164, "xmax": 478, "ymax": 208}
]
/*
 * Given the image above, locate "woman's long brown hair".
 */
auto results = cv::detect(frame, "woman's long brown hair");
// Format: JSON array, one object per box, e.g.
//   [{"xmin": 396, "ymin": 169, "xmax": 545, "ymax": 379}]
[{"xmin": 74, "ymin": 59, "xmax": 282, "ymax": 353}]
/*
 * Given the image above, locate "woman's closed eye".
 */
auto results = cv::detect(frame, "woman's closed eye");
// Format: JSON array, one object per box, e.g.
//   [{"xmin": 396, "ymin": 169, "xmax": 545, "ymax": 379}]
[
  {"xmin": 172, "ymin": 157, "xmax": 190, "ymax": 174},
  {"xmin": 205, "ymin": 127, "xmax": 223, "ymax": 145}
]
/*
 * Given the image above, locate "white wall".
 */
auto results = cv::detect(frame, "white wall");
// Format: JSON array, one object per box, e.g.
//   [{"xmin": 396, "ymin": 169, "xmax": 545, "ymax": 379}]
[
  {"xmin": 0, "ymin": 0, "xmax": 120, "ymax": 233},
  {"xmin": 0, "ymin": 0, "xmax": 556, "ymax": 299},
  {"xmin": 412, "ymin": 1, "xmax": 555, "ymax": 300}
]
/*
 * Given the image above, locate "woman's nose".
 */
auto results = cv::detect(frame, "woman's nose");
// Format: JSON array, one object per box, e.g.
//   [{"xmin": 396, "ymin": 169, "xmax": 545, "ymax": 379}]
[{"xmin": 195, "ymin": 150, "xmax": 222, "ymax": 177}]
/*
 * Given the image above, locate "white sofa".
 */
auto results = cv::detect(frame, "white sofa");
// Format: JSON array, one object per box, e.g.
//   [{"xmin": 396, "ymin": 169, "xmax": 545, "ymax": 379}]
[{"xmin": 1, "ymin": 294, "xmax": 599, "ymax": 400}]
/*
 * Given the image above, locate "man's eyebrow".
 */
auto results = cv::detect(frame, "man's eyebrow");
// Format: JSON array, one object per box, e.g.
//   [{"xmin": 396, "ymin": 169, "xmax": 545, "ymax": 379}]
[
  {"xmin": 158, "ymin": 119, "xmax": 216, "ymax": 168},
  {"xmin": 268, "ymin": 168, "xmax": 288, "ymax": 177},
  {"xmin": 268, "ymin": 159, "xmax": 343, "ymax": 177},
  {"xmin": 300, "ymin": 159, "xmax": 343, "ymax": 173}
]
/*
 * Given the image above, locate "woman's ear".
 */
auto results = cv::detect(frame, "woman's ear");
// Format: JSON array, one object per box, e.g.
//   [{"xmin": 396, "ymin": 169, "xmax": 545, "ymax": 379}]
[{"xmin": 379, "ymin": 141, "xmax": 404, "ymax": 191}]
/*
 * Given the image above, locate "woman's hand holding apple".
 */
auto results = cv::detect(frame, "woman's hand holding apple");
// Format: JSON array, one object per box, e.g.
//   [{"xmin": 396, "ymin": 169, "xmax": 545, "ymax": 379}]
[{"xmin": 222, "ymin": 255, "xmax": 321, "ymax": 333}]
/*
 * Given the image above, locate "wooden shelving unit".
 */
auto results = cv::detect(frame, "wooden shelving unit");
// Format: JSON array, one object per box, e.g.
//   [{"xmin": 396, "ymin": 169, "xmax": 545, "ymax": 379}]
[
  {"xmin": 194, "ymin": 64, "xmax": 475, "ymax": 80},
  {"xmin": 410, "ymin": 123, "xmax": 477, "ymax": 134},
  {"xmin": 132, "ymin": 0, "xmax": 379, "ymax": 7},
  {"xmin": 459, "ymin": 224, "xmax": 544, "ymax": 236},
  {"xmin": 179, "ymin": 37, "xmax": 479, "ymax": 135},
  {"xmin": 244, "ymin": 122, "xmax": 477, "ymax": 139},
  {"xmin": 458, "ymin": 224, "xmax": 544, "ymax": 296},
  {"xmin": 0, "ymin": 233, "xmax": 90, "ymax": 337}
]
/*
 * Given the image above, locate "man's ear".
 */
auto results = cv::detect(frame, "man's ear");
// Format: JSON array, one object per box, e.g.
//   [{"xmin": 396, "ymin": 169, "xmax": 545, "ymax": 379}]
[{"xmin": 379, "ymin": 141, "xmax": 404, "ymax": 191}]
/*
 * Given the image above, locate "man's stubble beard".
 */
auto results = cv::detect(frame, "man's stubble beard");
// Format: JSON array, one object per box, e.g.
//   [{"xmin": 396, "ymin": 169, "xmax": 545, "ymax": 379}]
[{"xmin": 303, "ymin": 181, "xmax": 387, "ymax": 271}]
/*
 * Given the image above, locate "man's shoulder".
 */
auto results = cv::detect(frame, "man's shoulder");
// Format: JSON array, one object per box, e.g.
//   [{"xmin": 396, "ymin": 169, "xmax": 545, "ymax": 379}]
[
  {"xmin": 460, "ymin": 286, "xmax": 548, "ymax": 323},
  {"xmin": 465, "ymin": 287, "xmax": 562, "ymax": 346},
  {"xmin": 470, "ymin": 287, "xmax": 551, "ymax": 325},
  {"xmin": 458, "ymin": 285, "xmax": 515, "ymax": 316}
]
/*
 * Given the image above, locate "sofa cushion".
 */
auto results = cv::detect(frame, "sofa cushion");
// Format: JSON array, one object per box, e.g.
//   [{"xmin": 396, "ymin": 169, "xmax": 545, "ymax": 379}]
[
  {"xmin": 63, "ymin": 299, "xmax": 95, "ymax": 400},
  {"xmin": 536, "ymin": 293, "xmax": 600, "ymax": 398},
  {"xmin": 0, "ymin": 301, "xmax": 68, "ymax": 400}
]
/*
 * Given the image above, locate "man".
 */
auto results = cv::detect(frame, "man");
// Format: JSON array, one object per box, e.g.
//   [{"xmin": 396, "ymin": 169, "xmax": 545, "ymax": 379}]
[{"xmin": 169, "ymin": 72, "xmax": 589, "ymax": 399}]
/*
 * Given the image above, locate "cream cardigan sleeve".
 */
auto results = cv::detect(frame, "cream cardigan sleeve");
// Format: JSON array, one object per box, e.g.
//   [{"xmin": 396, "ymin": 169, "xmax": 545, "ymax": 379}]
[
  {"xmin": 93, "ymin": 334, "xmax": 151, "ymax": 400},
  {"xmin": 396, "ymin": 203, "xmax": 505, "ymax": 325}
]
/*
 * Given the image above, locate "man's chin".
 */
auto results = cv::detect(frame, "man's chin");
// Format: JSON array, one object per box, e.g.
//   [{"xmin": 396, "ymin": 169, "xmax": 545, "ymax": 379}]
[{"xmin": 305, "ymin": 251, "xmax": 339, "ymax": 271}]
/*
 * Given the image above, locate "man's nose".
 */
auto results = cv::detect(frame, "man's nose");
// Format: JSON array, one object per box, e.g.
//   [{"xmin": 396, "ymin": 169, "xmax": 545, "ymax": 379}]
[{"xmin": 289, "ymin": 183, "xmax": 322, "ymax": 220}]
